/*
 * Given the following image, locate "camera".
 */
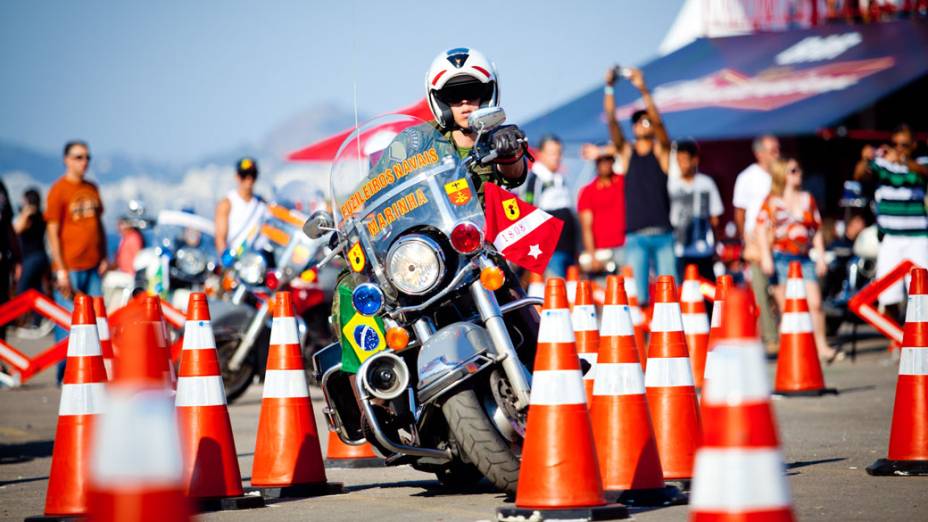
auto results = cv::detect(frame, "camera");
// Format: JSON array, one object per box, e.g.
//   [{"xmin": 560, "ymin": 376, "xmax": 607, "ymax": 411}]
[{"xmin": 614, "ymin": 66, "xmax": 633, "ymax": 79}]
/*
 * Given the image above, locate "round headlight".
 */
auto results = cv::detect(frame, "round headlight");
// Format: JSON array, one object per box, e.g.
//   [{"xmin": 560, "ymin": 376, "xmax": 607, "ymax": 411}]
[
  {"xmin": 237, "ymin": 252, "xmax": 267, "ymax": 286},
  {"xmin": 386, "ymin": 236, "xmax": 443, "ymax": 295},
  {"xmin": 176, "ymin": 247, "xmax": 207, "ymax": 276}
]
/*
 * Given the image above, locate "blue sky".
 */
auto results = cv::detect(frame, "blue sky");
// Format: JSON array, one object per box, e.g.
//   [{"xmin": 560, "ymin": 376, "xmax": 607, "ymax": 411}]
[{"xmin": 0, "ymin": 0, "xmax": 682, "ymax": 163}]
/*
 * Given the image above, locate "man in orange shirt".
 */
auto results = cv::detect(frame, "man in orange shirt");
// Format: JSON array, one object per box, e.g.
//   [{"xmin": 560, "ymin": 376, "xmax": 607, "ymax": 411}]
[{"xmin": 45, "ymin": 140, "xmax": 107, "ymax": 382}]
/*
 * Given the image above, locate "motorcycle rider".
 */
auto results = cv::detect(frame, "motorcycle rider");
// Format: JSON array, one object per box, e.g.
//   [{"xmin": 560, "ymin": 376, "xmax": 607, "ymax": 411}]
[
  {"xmin": 215, "ymin": 157, "xmax": 267, "ymax": 265},
  {"xmin": 418, "ymin": 47, "xmax": 529, "ymax": 201}
]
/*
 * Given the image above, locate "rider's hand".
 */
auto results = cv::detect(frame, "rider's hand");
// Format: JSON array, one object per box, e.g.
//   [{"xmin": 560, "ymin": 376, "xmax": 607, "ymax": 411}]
[
  {"xmin": 490, "ymin": 125, "xmax": 526, "ymax": 162},
  {"xmin": 605, "ymin": 67, "xmax": 617, "ymax": 86},
  {"xmin": 628, "ymin": 68, "xmax": 646, "ymax": 91}
]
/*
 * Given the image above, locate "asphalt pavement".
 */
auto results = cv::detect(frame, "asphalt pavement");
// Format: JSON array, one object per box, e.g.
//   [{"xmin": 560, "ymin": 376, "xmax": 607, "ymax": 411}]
[{"xmin": 1, "ymin": 330, "xmax": 926, "ymax": 521}]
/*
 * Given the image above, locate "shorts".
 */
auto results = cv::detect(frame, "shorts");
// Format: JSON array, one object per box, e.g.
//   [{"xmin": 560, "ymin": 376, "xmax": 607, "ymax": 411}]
[
  {"xmin": 772, "ymin": 252, "xmax": 817, "ymax": 286},
  {"xmin": 876, "ymin": 234, "xmax": 928, "ymax": 305}
]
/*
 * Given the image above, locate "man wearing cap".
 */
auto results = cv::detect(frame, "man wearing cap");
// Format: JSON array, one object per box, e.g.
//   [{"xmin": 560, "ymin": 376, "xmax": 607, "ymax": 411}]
[{"xmin": 215, "ymin": 157, "xmax": 267, "ymax": 264}]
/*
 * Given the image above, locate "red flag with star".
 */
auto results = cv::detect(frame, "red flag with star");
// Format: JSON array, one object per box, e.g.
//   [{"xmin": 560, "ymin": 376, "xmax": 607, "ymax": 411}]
[{"xmin": 483, "ymin": 182, "xmax": 564, "ymax": 274}]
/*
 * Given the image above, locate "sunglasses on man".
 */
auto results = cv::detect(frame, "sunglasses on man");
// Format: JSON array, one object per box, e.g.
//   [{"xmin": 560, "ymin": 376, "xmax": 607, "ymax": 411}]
[{"xmin": 69, "ymin": 154, "xmax": 91, "ymax": 162}]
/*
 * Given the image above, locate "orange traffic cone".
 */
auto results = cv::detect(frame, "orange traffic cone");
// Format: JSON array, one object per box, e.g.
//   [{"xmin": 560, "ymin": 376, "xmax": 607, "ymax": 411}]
[
  {"xmin": 87, "ymin": 318, "xmax": 192, "ymax": 522},
  {"xmin": 622, "ymin": 266, "xmax": 648, "ymax": 367},
  {"xmin": 144, "ymin": 295, "xmax": 177, "ymax": 389},
  {"xmin": 324, "ymin": 432, "xmax": 384, "ymax": 468},
  {"xmin": 92, "ymin": 297, "xmax": 114, "ymax": 381},
  {"xmin": 868, "ymin": 268, "xmax": 928, "ymax": 476},
  {"xmin": 573, "ymin": 280, "xmax": 600, "ymax": 405},
  {"xmin": 36, "ymin": 295, "xmax": 108, "ymax": 518},
  {"xmin": 175, "ymin": 293, "xmax": 263, "ymax": 511},
  {"xmin": 681, "ymin": 265, "xmax": 710, "ymax": 389},
  {"xmin": 500, "ymin": 278, "xmax": 628, "ymax": 520},
  {"xmin": 702, "ymin": 274, "xmax": 733, "ymax": 393},
  {"xmin": 645, "ymin": 275, "xmax": 702, "ymax": 481},
  {"xmin": 251, "ymin": 292, "xmax": 343, "ymax": 498},
  {"xmin": 591, "ymin": 275, "xmax": 683, "ymax": 506},
  {"xmin": 527, "ymin": 271, "xmax": 545, "ymax": 299},
  {"xmin": 774, "ymin": 262, "xmax": 834, "ymax": 396},
  {"xmin": 566, "ymin": 265, "xmax": 580, "ymax": 306},
  {"xmin": 690, "ymin": 288, "xmax": 795, "ymax": 521}
]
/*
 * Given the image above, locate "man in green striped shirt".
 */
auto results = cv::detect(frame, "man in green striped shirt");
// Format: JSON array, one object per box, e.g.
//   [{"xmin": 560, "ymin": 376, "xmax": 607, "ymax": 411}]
[{"xmin": 854, "ymin": 124, "xmax": 928, "ymax": 308}]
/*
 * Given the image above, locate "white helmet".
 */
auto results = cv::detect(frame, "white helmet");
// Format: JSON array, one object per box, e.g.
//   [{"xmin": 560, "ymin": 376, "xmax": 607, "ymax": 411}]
[{"xmin": 425, "ymin": 47, "xmax": 499, "ymax": 129}]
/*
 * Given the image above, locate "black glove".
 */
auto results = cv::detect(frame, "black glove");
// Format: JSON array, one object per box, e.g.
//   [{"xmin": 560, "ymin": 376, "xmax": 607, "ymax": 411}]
[{"xmin": 489, "ymin": 125, "xmax": 526, "ymax": 162}]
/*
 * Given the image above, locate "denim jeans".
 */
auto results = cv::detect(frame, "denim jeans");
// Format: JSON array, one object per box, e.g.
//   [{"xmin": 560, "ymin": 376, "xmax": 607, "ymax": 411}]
[
  {"xmin": 546, "ymin": 251, "xmax": 571, "ymax": 279},
  {"xmin": 55, "ymin": 268, "xmax": 104, "ymax": 383},
  {"xmin": 624, "ymin": 230, "xmax": 677, "ymax": 306}
]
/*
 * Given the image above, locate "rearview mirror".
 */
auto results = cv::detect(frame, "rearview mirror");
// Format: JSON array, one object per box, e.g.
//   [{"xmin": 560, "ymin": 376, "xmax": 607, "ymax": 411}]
[
  {"xmin": 467, "ymin": 107, "xmax": 506, "ymax": 134},
  {"xmin": 303, "ymin": 210, "xmax": 334, "ymax": 240}
]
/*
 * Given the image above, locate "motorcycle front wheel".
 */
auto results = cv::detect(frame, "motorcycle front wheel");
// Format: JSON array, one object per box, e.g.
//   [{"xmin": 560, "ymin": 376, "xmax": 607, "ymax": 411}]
[
  {"xmin": 441, "ymin": 388, "xmax": 521, "ymax": 494},
  {"xmin": 212, "ymin": 320, "xmax": 260, "ymax": 404}
]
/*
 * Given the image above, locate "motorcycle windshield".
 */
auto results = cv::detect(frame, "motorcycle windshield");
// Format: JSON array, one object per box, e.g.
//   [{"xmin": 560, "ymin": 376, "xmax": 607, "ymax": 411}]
[{"xmin": 330, "ymin": 114, "xmax": 484, "ymax": 263}]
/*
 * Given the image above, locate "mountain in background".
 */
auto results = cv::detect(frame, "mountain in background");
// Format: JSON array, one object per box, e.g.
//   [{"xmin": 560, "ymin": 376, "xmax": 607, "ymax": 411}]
[{"xmin": 0, "ymin": 101, "xmax": 364, "ymax": 226}]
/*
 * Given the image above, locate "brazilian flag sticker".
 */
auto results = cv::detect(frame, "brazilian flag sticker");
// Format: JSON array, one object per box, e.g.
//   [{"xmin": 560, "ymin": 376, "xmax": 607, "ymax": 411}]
[{"xmin": 337, "ymin": 284, "xmax": 387, "ymax": 373}]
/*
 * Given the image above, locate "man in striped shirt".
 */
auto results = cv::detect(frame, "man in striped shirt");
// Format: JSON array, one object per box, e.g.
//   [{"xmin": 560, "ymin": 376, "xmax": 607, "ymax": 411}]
[{"xmin": 854, "ymin": 124, "xmax": 928, "ymax": 309}]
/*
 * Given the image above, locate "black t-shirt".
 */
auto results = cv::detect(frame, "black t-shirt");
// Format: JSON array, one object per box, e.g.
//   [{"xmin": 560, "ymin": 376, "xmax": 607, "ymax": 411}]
[
  {"xmin": 19, "ymin": 214, "xmax": 47, "ymax": 257},
  {"xmin": 625, "ymin": 149, "xmax": 672, "ymax": 233}
]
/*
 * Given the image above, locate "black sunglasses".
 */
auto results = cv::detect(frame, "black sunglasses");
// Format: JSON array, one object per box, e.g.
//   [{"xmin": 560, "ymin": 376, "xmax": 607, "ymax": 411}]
[
  {"xmin": 69, "ymin": 154, "xmax": 91, "ymax": 161},
  {"xmin": 438, "ymin": 82, "xmax": 491, "ymax": 104}
]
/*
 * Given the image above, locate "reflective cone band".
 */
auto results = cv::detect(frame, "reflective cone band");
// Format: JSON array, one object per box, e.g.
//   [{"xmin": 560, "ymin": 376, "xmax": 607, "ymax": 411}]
[
  {"xmin": 515, "ymin": 278, "xmax": 606, "ymax": 509},
  {"xmin": 645, "ymin": 276, "xmax": 702, "ymax": 480},
  {"xmin": 774, "ymin": 262, "xmax": 829, "ymax": 395},
  {"xmin": 591, "ymin": 276, "xmax": 667, "ymax": 496},
  {"xmin": 868, "ymin": 268, "xmax": 928, "ymax": 476},
  {"xmin": 92, "ymin": 297, "xmax": 115, "ymax": 381},
  {"xmin": 703, "ymin": 274, "xmax": 733, "ymax": 392},
  {"xmin": 566, "ymin": 265, "xmax": 580, "ymax": 306},
  {"xmin": 681, "ymin": 265, "xmax": 710, "ymax": 389},
  {"xmin": 88, "ymin": 319, "xmax": 191, "ymax": 522},
  {"xmin": 175, "ymin": 293, "xmax": 246, "ymax": 499},
  {"xmin": 573, "ymin": 280, "xmax": 600, "ymax": 405},
  {"xmin": 43, "ymin": 294, "xmax": 108, "ymax": 516},
  {"xmin": 690, "ymin": 288, "xmax": 795, "ymax": 521},
  {"xmin": 622, "ymin": 266, "xmax": 648, "ymax": 367},
  {"xmin": 252, "ymin": 292, "xmax": 329, "ymax": 491},
  {"xmin": 527, "ymin": 271, "xmax": 545, "ymax": 299}
]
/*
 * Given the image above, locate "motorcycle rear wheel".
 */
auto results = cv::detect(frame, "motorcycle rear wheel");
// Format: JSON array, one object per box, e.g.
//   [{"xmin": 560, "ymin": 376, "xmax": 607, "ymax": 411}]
[
  {"xmin": 441, "ymin": 389, "xmax": 520, "ymax": 494},
  {"xmin": 214, "ymin": 326, "xmax": 258, "ymax": 404}
]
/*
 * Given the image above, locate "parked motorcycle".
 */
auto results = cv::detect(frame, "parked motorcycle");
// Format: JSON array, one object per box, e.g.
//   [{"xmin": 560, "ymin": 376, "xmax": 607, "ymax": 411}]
[
  {"xmin": 133, "ymin": 209, "xmax": 220, "ymax": 310},
  {"xmin": 306, "ymin": 108, "xmax": 539, "ymax": 493},
  {"xmin": 213, "ymin": 203, "xmax": 337, "ymax": 403}
]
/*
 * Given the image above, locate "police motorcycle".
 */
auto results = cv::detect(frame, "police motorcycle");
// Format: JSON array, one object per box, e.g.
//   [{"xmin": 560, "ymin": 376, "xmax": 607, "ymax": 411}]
[
  {"xmin": 305, "ymin": 108, "xmax": 540, "ymax": 492},
  {"xmin": 213, "ymin": 203, "xmax": 337, "ymax": 403},
  {"xmin": 133, "ymin": 209, "xmax": 219, "ymax": 310}
]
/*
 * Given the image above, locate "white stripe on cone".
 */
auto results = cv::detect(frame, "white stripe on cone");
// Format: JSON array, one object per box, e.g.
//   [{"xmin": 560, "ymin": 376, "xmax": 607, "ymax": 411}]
[
  {"xmin": 785, "ymin": 279, "xmax": 806, "ymax": 299},
  {"xmin": 91, "ymin": 388, "xmax": 183, "ymax": 484},
  {"xmin": 680, "ymin": 281, "xmax": 702, "ymax": 302},
  {"xmin": 710, "ymin": 302, "xmax": 722, "ymax": 328},
  {"xmin": 682, "ymin": 313, "xmax": 710, "ymax": 334},
  {"xmin": 645, "ymin": 357, "xmax": 695, "ymax": 387},
  {"xmin": 538, "ymin": 309, "xmax": 575, "ymax": 343},
  {"xmin": 623, "ymin": 278, "xmax": 638, "ymax": 298},
  {"xmin": 593, "ymin": 363, "xmax": 646, "ymax": 396},
  {"xmin": 175, "ymin": 375, "xmax": 227, "ymax": 407},
  {"xmin": 899, "ymin": 348, "xmax": 928, "ymax": 376},
  {"xmin": 59, "ymin": 382, "xmax": 107, "ymax": 415},
  {"xmin": 630, "ymin": 306, "xmax": 644, "ymax": 326},
  {"xmin": 262, "ymin": 369, "xmax": 310, "ymax": 398},
  {"xmin": 703, "ymin": 351, "xmax": 717, "ymax": 381},
  {"xmin": 571, "ymin": 305, "xmax": 598, "ymax": 332},
  {"xmin": 566, "ymin": 281, "xmax": 578, "ymax": 304},
  {"xmin": 905, "ymin": 294, "xmax": 928, "ymax": 323},
  {"xmin": 600, "ymin": 305, "xmax": 634, "ymax": 336},
  {"xmin": 68, "ymin": 324, "xmax": 102, "ymax": 357},
  {"xmin": 530, "ymin": 370, "xmax": 586, "ymax": 405},
  {"xmin": 690, "ymin": 448, "xmax": 791, "ymax": 510},
  {"xmin": 702, "ymin": 341, "xmax": 770, "ymax": 403},
  {"xmin": 96, "ymin": 318, "xmax": 111, "ymax": 341},
  {"xmin": 527, "ymin": 283, "xmax": 544, "ymax": 298},
  {"xmin": 269, "ymin": 316, "xmax": 300, "ymax": 345},
  {"xmin": 182, "ymin": 321, "xmax": 217, "ymax": 350},
  {"xmin": 650, "ymin": 302, "xmax": 684, "ymax": 332},
  {"xmin": 780, "ymin": 312, "xmax": 813, "ymax": 334}
]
